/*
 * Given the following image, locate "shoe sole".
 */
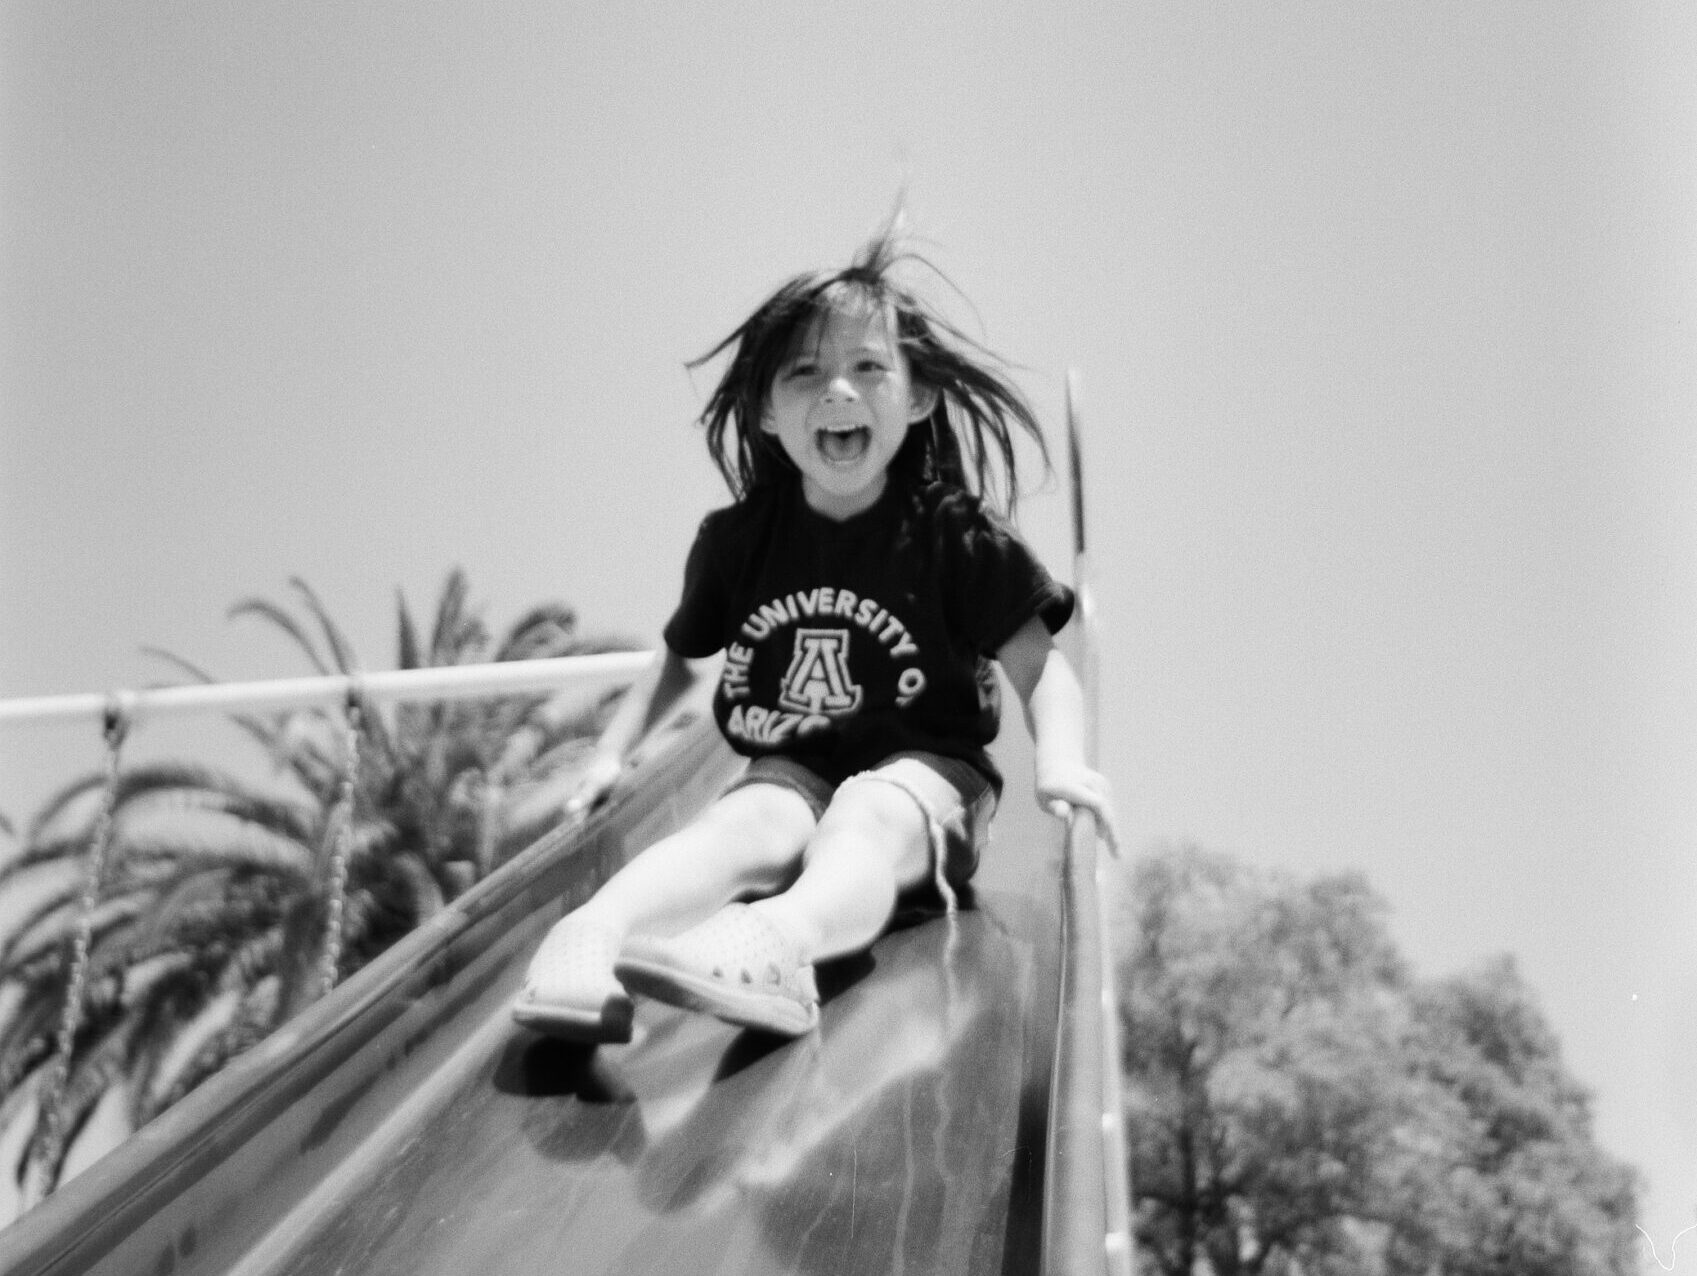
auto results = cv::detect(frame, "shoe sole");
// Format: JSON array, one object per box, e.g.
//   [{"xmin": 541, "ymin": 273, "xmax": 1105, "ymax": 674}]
[
  {"xmin": 615, "ymin": 955, "xmax": 817, "ymax": 1037},
  {"xmin": 511, "ymin": 994, "xmax": 634, "ymax": 1044}
]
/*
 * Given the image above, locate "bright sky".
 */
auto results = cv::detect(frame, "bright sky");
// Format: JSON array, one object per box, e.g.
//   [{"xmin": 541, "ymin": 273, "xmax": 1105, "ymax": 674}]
[{"xmin": 4, "ymin": 1, "xmax": 1695, "ymax": 1257}]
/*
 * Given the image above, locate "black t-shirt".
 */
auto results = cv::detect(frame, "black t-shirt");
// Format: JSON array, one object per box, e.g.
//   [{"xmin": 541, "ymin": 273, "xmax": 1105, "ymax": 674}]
[{"xmin": 663, "ymin": 478, "xmax": 1074, "ymax": 792}]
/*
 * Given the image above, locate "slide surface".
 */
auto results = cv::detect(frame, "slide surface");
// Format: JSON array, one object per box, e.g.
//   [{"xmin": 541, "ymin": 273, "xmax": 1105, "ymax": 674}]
[{"xmin": 0, "ymin": 709, "xmax": 1075, "ymax": 1276}]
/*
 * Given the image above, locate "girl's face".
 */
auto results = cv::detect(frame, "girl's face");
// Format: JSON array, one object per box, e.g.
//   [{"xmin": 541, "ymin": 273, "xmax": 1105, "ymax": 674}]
[{"xmin": 761, "ymin": 302, "xmax": 936, "ymax": 520}]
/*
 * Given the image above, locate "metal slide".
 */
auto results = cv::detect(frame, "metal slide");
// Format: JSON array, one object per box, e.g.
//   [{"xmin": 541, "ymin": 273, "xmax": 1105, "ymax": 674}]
[{"xmin": 0, "ymin": 398, "xmax": 1128, "ymax": 1276}]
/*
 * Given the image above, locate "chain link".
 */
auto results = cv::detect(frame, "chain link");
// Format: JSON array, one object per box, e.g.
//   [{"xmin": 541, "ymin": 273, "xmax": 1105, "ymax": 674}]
[
  {"xmin": 34, "ymin": 698, "xmax": 130, "ymax": 1192},
  {"xmin": 475, "ymin": 771, "xmax": 502, "ymax": 880},
  {"xmin": 315, "ymin": 690, "xmax": 362, "ymax": 999}
]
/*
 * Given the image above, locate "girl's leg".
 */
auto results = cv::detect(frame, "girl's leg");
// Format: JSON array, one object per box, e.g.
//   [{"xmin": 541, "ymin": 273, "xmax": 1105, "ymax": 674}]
[
  {"xmin": 748, "ymin": 756, "xmax": 955, "ymax": 963},
  {"xmin": 609, "ymin": 758, "xmax": 972, "ymax": 1037},
  {"xmin": 574, "ymin": 781, "xmax": 818, "ymax": 939},
  {"xmin": 515, "ymin": 782, "xmax": 815, "ymax": 1039}
]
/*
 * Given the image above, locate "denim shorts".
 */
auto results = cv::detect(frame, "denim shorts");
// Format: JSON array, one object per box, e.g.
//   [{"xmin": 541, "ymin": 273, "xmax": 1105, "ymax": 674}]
[{"xmin": 725, "ymin": 751, "xmax": 996, "ymax": 916}]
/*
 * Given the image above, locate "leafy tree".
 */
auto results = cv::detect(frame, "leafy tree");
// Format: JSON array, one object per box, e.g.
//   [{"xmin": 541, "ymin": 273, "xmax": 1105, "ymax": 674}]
[
  {"xmin": 1117, "ymin": 845, "xmax": 1640, "ymax": 1276},
  {"xmin": 0, "ymin": 571, "xmax": 631, "ymax": 1209},
  {"xmin": 1391, "ymin": 958, "xmax": 1641, "ymax": 1276}
]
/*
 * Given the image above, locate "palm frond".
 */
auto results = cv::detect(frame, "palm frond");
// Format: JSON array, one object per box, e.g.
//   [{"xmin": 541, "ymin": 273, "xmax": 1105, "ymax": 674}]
[
  {"xmin": 287, "ymin": 577, "xmax": 359, "ymax": 676},
  {"xmin": 22, "ymin": 774, "xmax": 109, "ymax": 849},
  {"xmin": 5, "ymin": 1078, "xmax": 45, "ymax": 1198},
  {"xmin": 120, "ymin": 951, "xmax": 237, "ymax": 1109},
  {"xmin": 349, "ymin": 693, "xmax": 401, "ymax": 786},
  {"xmin": 388, "ymin": 852, "xmax": 446, "ymax": 925},
  {"xmin": 0, "ymin": 881, "xmax": 97, "ymax": 969},
  {"xmin": 255, "ymin": 717, "xmax": 344, "ymax": 807},
  {"xmin": 391, "ymin": 708, "xmax": 434, "ymax": 766},
  {"xmin": 3, "ymin": 894, "xmax": 154, "ymax": 972},
  {"xmin": 0, "ymin": 983, "xmax": 28, "ymax": 1090},
  {"xmin": 0, "ymin": 977, "xmax": 21, "ymax": 1036},
  {"xmin": 137, "ymin": 646, "xmax": 218, "ymax": 687},
  {"xmin": 227, "ymin": 598, "xmax": 330, "ymax": 676},
  {"xmin": 0, "ymin": 843, "xmax": 83, "ymax": 907},
  {"xmin": 3, "ymin": 763, "xmax": 315, "ymax": 880},
  {"xmin": 113, "ymin": 878, "xmax": 283, "ymax": 983},
  {"xmin": 396, "ymin": 589, "xmax": 423, "ymax": 671},
  {"xmin": 229, "ymin": 710, "xmax": 285, "ymax": 757},
  {"xmin": 116, "ymin": 953, "xmax": 198, "ymax": 1010},
  {"xmin": 0, "ymin": 1024, "xmax": 55, "ymax": 1108},
  {"xmin": 135, "ymin": 987, "xmax": 243, "ymax": 1128},
  {"xmin": 18, "ymin": 1011, "xmax": 142, "ymax": 1194},
  {"xmin": 112, "ymin": 782, "xmax": 317, "ymax": 847},
  {"xmin": 137, "ymin": 977, "xmax": 280, "ymax": 1125},
  {"xmin": 427, "ymin": 569, "xmax": 490, "ymax": 667},
  {"xmin": 108, "ymin": 761, "xmax": 265, "ymax": 809},
  {"xmin": 0, "ymin": 911, "xmax": 74, "ymax": 983},
  {"xmin": 427, "ymin": 570, "xmax": 469, "ymax": 666},
  {"xmin": 56, "ymin": 1068, "xmax": 134, "ymax": 1187},
  {"xmin": 116, "ymin": 815, "xmax": 316, "ymax": 884},
  {"xmin": 337, "ymin": 818, "xmax": 402, "ymax": 878},
  {"xmin": 216, "ymin": 930, "xmax": 286, "ymax": 996},
  {"xmin": 540, "ymin": 630, "xmax": 645, "ymax": 660},
  {"xmin": 493, "ymin": 603, "xmax": 578, "ymax": 662},
  {"xmin": 0, "ymin": 987, "xmax": 41, "ymax": 1126},
  {"xmin": 225, "ymin": 974, "xmax": 283, "ymax": 1053}
]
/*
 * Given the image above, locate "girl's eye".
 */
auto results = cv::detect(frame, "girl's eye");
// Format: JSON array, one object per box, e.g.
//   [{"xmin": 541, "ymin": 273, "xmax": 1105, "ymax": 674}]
[{"xmin": 786, "ymin": 364, "xmax": 818, "ymax": 379}]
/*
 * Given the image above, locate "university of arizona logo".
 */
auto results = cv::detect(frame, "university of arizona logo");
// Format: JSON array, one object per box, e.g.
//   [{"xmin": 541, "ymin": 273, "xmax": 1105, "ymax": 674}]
[
  {"xmin": 777, "ymin": 628, "xmax": 863, "ymax": 718},
  {"xmin": 721, "ymin": 589, "xmax": 928, "ymax": 747}
]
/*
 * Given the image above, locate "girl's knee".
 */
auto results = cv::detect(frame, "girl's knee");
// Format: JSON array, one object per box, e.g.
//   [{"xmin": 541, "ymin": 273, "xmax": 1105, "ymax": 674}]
[
  {"xmin": 808, "ymin": 780, "xmax": 933, "ymax": 886},
  {"xmin": 699, "ymin": 781, "xmax": 818, "ymax": 878}
]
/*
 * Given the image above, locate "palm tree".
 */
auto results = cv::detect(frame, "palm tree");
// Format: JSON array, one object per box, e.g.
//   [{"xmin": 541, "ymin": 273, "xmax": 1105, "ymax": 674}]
[{"xmin": 0, "ymin": 571, "xmax": 631, "ymax": 1210}]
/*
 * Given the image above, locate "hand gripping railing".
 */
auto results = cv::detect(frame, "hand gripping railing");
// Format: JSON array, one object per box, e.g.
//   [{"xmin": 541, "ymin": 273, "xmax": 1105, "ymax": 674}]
[{"xmin": 1040, "ymin": 372, "xmax": 1135, "ymax": 1276}]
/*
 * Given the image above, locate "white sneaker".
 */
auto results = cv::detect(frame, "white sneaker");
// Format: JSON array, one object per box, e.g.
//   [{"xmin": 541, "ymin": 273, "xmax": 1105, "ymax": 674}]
[
  {"xmin": 615, "ymin": 904, "xmax": 819, "ymax": 1037},
  {"xmin": 513, "ymin": 916, "xmax": 635, "ymax": 1043}
]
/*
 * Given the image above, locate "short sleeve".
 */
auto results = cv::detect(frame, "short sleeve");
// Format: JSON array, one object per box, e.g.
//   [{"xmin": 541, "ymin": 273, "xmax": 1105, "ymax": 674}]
[
  {"xmin": 661, "ymin": 513, "xmax": 731, "ymax": 658},
  {"xmin": 940, "ymin": 492, "xmax": 1076, "ymax": 654}
]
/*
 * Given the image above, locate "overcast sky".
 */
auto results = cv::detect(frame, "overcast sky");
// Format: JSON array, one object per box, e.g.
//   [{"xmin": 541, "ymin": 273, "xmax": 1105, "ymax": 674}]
[{"xmin": 4, "ymin": 2, "xmax": 1695, "ymax": 1258}]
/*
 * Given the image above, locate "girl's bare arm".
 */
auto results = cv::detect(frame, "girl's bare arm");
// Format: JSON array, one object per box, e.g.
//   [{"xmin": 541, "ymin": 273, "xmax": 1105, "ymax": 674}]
[
  {"xmin": 568, "ymin": 646, "xmax": 705, "ymax": 812},
  {"xmin": 996, "ymin": 616, "xmax": 1119, "ymax": 850}
]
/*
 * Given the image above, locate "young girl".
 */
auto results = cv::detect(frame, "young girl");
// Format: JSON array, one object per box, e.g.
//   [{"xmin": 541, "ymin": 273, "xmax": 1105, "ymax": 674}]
[{"xmin": 513, "ymin": 230, "xmax": 1117, "ymax": 1043}]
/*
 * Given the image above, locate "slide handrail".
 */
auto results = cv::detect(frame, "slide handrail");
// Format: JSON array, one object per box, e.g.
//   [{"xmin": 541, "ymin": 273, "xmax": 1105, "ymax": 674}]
[{"xmin": 1040, "ymin": 372, "xmax": 1135, "ymax": 1275}]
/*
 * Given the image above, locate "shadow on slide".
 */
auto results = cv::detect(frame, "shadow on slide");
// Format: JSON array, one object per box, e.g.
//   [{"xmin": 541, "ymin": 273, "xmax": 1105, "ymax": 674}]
[{"xmin": 0, "ymin": 699, "xmax": 1088, "ymax": 1276}]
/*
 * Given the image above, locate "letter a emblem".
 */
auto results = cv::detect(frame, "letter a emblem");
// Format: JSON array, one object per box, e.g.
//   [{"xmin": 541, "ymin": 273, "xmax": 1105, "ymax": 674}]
[{"xmin": 777, "ymin": 628, "xmax": 863, "ymax": 722}]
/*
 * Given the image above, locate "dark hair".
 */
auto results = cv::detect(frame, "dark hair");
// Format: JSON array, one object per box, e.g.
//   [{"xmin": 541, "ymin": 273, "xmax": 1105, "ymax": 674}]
[{"xmin": 688, "ymin": 231, "xmax": 1049, "ymax": 514}]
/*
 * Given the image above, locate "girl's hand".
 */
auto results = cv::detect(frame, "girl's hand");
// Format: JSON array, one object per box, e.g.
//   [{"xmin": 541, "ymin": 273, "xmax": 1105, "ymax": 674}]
[
  {"xmin": 565, "ymin": 751, "xmax": 624, "ymax": 819},
  {"xmin": 1038, "ymin": 764, "xmax": 1120, "ymax": 856},
  {"xmin": 996, "ymin": 619, "xmax": 1120, "ymax": 853}
]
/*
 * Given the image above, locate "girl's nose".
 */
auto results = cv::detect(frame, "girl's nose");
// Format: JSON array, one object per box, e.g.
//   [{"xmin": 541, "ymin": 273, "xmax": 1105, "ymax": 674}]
[{"xmin": 822, "ymin": 374, "xmax": 858, "ymax": 403}]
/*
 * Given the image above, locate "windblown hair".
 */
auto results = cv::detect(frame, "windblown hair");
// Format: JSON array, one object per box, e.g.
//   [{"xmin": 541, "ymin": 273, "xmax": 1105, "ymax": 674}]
[{"xmin": 689, "ymin": 231, "xmax": 1049, "ymax": 515}]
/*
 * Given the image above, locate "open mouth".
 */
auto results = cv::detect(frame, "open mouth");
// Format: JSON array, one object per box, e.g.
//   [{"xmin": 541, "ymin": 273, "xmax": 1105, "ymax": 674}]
[{"xmin": 815, "ymin": 425, "xmax": 871, "ymax": 467}]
